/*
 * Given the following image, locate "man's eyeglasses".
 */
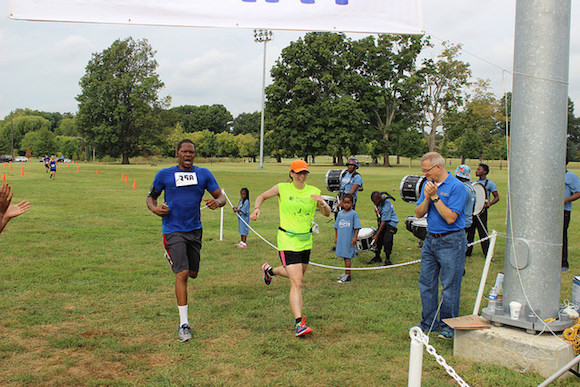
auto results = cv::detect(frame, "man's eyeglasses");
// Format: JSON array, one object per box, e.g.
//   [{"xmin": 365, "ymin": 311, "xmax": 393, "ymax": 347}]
[{"xmin": 421, "ymin": 165, "xmax": 438, "ymax": 173}]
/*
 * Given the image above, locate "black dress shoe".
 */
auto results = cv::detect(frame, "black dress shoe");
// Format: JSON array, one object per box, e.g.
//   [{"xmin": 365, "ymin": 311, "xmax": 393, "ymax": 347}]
[{"xmin": 367, "ymin": 257, "xmax": 382, "ymax": 264}]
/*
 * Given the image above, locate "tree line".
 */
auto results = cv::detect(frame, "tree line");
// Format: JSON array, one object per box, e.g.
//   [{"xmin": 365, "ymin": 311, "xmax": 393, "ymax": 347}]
[{"xmin": 1, "ymin": 35, "xmax": 579, "ymax": 164}]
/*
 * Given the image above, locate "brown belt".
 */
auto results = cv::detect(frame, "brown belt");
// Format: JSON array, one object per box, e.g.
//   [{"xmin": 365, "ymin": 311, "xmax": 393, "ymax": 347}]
[{"xmin": 429, "ymin": 229, "xmax": 460, "ymax": 238}]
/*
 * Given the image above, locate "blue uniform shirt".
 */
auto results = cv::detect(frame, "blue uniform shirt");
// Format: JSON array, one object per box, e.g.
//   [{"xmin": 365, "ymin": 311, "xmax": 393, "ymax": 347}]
[
  {"xmin": 340, "ymin": 172, "xmax": 363, "ymax": 201},
  {"xmin": 565, "ymin": 170, "xmax": 580, "ymax": 212},
  {"xmin": 152, "ymin": 165, "xmax": 220, "ymax": 234},
  {"xmin": 334, "ymin": 209, "xmax": 362, "ymax": 259},
  {"xmin": 417, "ymin": 172, "xmax": 466, "ymax": 234},
  {"xmin": 377, "ymin": 199, "xmax": 399, "ymax": 228},
  {"xmin": 462, "ymin": 182, "xmax": 476, "ymax": 228},
  {"xmin": 475, "ymin": 178, "xmax": 498, "ymax": 199},
  {"xmin": 237, "ymin": 198, "xmax": 250, "ymax": 236}
]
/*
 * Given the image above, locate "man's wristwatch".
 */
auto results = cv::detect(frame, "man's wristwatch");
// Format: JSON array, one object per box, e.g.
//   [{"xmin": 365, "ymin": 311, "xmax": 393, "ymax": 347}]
[{"xmin": 432, "ymin": 197, "xmax": 440, "ymax": 203}]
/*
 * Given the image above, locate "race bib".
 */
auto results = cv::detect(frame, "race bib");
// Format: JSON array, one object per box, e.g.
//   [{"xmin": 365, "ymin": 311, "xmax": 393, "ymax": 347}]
[{"xmin": 174, "ymin": 172, "xmax": 198, "ymax": 187}]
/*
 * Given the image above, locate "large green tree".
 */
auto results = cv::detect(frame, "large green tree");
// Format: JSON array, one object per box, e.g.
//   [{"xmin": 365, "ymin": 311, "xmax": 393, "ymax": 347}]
[
  {"xmin": 266, "ymin": 32, "xmax": 358, "ymax": 162},
  {"xmin": 76, "ymin": 37, "xmax": 169, "ymax": 164},
  {"xmin": 419, "ymin": 41, "xmax": 471, "ymax": 151},
  {"xmin": 232, "ymin": 112, "xmax": 260, "ymax": 135},
  {"xmin": 349, "ymin": 34, "xmax": 427, "ymax": 166},
  {"xmin": 172, "ymin": 105, "xmax": 233, "ymax": 133}
]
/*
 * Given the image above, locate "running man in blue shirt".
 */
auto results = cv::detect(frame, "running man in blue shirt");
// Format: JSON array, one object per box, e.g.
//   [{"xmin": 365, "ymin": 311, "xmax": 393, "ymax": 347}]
[
  {"xmin": 147, "ymin": 139, "xmax": 225, "ymax": 342},
  {"xmin": 415, "ymin": 152, "xmax": 467, "ymax": 339},
  {"xmin": 334, "ymin": 194, "xmax": 361, "ymax": 283}
]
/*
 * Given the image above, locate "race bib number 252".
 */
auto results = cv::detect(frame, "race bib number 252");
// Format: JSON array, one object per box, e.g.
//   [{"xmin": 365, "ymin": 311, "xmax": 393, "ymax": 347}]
[{"xmin": 174, "ymin": 172, "xmax": 198, "ymax": 187}]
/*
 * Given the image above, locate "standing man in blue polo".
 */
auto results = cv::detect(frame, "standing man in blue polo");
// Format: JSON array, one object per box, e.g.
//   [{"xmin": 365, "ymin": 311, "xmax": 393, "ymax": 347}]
[
  {"xmin": 147, "ymin": 139, "xmax": 226, "ymax": 342},
  {"xmin": 563, "ymin": 156, "xmax": 580, "ymax": 271},
  {"xmin": 415, "ymin": 152, "xmax": 467, "ymax": 339}
]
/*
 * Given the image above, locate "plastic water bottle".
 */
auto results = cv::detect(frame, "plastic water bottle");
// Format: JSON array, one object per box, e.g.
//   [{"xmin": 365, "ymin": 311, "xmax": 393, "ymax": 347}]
[{"xmin": 488, "ymin": 287, "xmax": 498, "ymax": 312}]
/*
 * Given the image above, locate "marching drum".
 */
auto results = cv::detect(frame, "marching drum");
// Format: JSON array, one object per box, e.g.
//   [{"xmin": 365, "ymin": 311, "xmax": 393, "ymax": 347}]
[
  {"xmin": 325, "ymin": 169, "xmax": 347, "ymax": 193},
  {"xmin": 411, "ymin": 217, "xmax": 428, "ymax": 240},
  {"xmin": 473, "ymin": 182, "xmax": 487, "ymax": 215},
  {"xmin": 400, "ymin": 175, "xmax": 426, "ymax": 202},
  {"xmin": 321, "ymin": 195, "xmax": 339, "ymax": 213},
  {"xmin": 405, "ymin": 215, "xmax": 417, "ymax": 233},
  {"xmin": 356, "ymin": 227, "xmax": 377, "ymax": 252}
]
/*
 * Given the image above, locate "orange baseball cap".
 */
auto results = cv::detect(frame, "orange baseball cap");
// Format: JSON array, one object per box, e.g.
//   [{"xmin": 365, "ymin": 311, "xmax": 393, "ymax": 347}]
[{"xmin": 290, "ymin": 159, "xmax": 309, "ymax": 173}]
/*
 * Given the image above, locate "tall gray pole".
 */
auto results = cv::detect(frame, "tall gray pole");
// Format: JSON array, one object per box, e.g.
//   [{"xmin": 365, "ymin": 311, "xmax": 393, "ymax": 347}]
[
  {"xmin": 10, "ymin": 112, "xmax": 14, "ymax": 159},
  {"xmin": 483, "ymin": 0, "xmax": 571, "ymax": 331},
  {"xmin": 254, "ymin": 29, "xmax": 272, "ymax": 169}
]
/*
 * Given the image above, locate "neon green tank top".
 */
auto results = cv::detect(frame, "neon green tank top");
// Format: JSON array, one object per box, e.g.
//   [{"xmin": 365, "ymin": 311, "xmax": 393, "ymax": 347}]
[{"xmin": 277, "ymin": 182, "xmax": 320, "ymax": 251}]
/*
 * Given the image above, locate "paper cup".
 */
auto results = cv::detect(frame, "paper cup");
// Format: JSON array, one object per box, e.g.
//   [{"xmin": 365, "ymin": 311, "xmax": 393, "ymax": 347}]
[{"xmin": 509, "ymin": 301, "xmax": 522, "ymax": 320}]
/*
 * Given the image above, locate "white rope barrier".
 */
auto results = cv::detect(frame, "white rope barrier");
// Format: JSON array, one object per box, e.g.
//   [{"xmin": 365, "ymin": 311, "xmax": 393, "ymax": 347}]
[{"xmin": 221, "ymin": 189, "xmax": 499, "ymax": 272}]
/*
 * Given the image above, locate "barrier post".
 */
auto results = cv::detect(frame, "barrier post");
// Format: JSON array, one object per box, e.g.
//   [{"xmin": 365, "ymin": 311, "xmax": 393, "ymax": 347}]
[
  {"xmin": 220, "ymin": 189, "xmax": 225, "ymax": 241},
  {"xmin": 408, "ymin": 327, "xmax": 424, "ymax": 387},
  {"xmin": 473, "ymin": 230, "xmax": 498, "ymax": 315}
]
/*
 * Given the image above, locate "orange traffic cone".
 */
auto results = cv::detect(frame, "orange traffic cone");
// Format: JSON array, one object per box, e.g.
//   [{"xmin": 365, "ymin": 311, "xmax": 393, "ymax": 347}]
[
  {"xmin": 1, "ymin": 173, "xmax": 5, "ymax": 181},
  {"xmin": 77, "ymin": 166, "xmax": 80, "ymax": 171},
  {"xmin": 125, "ymin": 176, "xmax": 128, "ymax": 183},
  {"xmin": 20, "ymin": 166, "xmax": 24, "ymax": 176},
  {"xmin": 96, "ymin": 168, "xmax": 99, "ymax": 175},
  {"xmin": 132, "ymin": 180, "xmax": 137, "ymax": 189},
  {"xmin": 122, "ymin": 173, "xmax": 125, "ymax": 180}
]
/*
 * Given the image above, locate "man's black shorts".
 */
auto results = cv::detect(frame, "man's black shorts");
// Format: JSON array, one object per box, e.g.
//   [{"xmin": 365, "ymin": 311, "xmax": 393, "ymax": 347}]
[
  {"xmin": 163, "ymin": 229, "xmax": 202, "ymax": 274},
  {"xmin": 278, "ymin": 250, "xmax": 311, "ymax": 267}
]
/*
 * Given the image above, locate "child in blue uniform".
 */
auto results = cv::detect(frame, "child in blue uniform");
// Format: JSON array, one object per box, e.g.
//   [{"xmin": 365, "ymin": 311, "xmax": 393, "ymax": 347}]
[
  {"xmin": 233, "ymin": 188, "xmax": 250, "ymax": 248},
  {"xmin": 368, "ymin": 191, "xmax": 398, "ymax": 265},
  {"xmin": 334, "ymin": 194, "xmax": 361, "ymax": 283}
]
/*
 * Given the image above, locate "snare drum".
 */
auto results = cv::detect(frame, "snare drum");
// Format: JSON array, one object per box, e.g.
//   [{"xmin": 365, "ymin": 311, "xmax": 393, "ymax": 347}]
[
  {"xmin": 356, "ymin": 227, "xmax": 377, "ymax": 252},
  {"xmin": 472, "ymin": 182, "xmax": 487, "ymax": 215},
  {"xmin": 400, "ymin": 175, "xmax": 426, "ymax": 202},
  {"xmin": 405, "ymin": 216, "xmax": 417, "ymax": 233},
  {"xmin": 411, "ymin": 217, "xmax": 428, "ymax": 240},
  {"xmin": 320, "ymin": 195, "xmax": 339, "ymax": 213},
  {"xmin": 325, "ymin": 169, "xmax": 347, "ymax": 192}
]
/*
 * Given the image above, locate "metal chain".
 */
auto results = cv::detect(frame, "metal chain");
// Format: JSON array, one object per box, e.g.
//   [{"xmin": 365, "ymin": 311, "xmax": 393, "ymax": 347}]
[{"xmin": 413, "ymin": 329, "xmax": 470, "ymax": 387}]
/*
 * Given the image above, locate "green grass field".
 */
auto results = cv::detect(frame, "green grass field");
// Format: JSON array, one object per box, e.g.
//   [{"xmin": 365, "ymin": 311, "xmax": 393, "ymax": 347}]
[{"xmin": 0, "ymin": 158, "xmax": 578, "ymax": 386}]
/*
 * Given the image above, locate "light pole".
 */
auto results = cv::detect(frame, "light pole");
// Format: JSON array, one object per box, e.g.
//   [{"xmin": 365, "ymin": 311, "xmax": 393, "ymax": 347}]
[{"xmin": 254, "ymin": 29, "xmax": 273, "ymax": 169}]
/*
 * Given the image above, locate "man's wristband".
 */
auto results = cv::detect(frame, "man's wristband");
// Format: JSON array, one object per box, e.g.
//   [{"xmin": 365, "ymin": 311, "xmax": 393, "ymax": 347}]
[{"xmin": 432, "ymin": 197, "xmax": 440, "ymax": 203}]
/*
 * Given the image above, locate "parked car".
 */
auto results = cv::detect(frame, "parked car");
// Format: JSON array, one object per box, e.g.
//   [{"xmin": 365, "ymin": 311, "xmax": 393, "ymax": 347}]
[
  {"xmin": 14, "ymin": 156, "xmax": 28, "ymax": 163},
  {"xmin": 0, "ymin": 155, "xmax": 13, "ymax": 163},
  {"xmin": 57, "ymin": 156, "xmax": 72, "ymax": 163}
]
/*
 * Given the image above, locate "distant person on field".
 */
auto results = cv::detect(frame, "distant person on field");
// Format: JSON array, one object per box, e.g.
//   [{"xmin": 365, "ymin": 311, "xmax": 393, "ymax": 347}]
[
  {"xmin": 562, "ymin": 156, "xmax": 580, "ymax": 271},
  {"xmin": 0, "ymin": 183, "xmax": 30, "ymax": 234},
  {"xmin": 43, "ymin": 155, "xmax": 49, "ymax": 173},
  {"xmin": 367, "ymin": 191, "xmax": 398, "ymax": 266},
  {"xmin": 147, "ymin": 139, "xmax": 226, "ymax": 343},
  {"xmin": 251, "ymin": 159, "xmax": 331, "ymax": 337},
  {"xmin": 466, "ymin": 163, "xmax": 499, "ymax": 257},
  {"xmin": 49, "ymin": 155, "xmax": 57, "ymax": 179},
  {"xmin": 233, "ymin": 187, "xmax": 250, "ymax": 248},
  {"xmin": 334, "ymin": 193, "xmax": 361, "ymax": 283}
]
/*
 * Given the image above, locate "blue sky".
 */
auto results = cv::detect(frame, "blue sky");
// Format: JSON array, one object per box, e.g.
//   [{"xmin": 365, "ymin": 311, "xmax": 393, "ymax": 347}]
[{"xmin": 1, "ymin": 1, "xmax": 579, "ymax": 119}]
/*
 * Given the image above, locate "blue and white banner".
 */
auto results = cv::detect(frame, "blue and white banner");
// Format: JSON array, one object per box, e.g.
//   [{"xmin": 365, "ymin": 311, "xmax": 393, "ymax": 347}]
[{"xmin": 9, "ymin": 0, "xmax": 423, "ymax": 34}]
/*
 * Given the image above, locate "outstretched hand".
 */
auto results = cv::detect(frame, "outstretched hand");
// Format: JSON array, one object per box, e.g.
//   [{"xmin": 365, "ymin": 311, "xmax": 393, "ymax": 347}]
[{"xmin": 5, "ymin": 200, "xmax": 30, "ymax": 220}]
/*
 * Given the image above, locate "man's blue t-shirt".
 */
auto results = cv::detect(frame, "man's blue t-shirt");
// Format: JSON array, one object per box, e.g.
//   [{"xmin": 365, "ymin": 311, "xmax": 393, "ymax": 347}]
[
  {"xmin": 152, "ymin": 165, "xmax": 220, "ymax": 234},
  {"xmin": 340, "ymin": 172, "xmax": 363, "ymax": 201},
  {"xmin": 417, "ymin": 172, "xmax": 466, "ymax": 234},
  {"xmin": 565, "ymin": 170, "xmax": 580, "ymax": 212},
  {"xmin": 334, "ymin": 209, "xmax": 361, "ymax": 259},
  {"xmin": 377, "ymin": 199, "xmax": 399, "ymax": 228},
  {"xmin": 475, "ymin": 178, "xmax": 498, "ymax": 199}
]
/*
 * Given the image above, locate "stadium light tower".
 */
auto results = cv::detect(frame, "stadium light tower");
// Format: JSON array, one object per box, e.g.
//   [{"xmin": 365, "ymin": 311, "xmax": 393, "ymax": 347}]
[{"xmin": 254, "ymin": 29, "xmax": 273, "ymax": 169}]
